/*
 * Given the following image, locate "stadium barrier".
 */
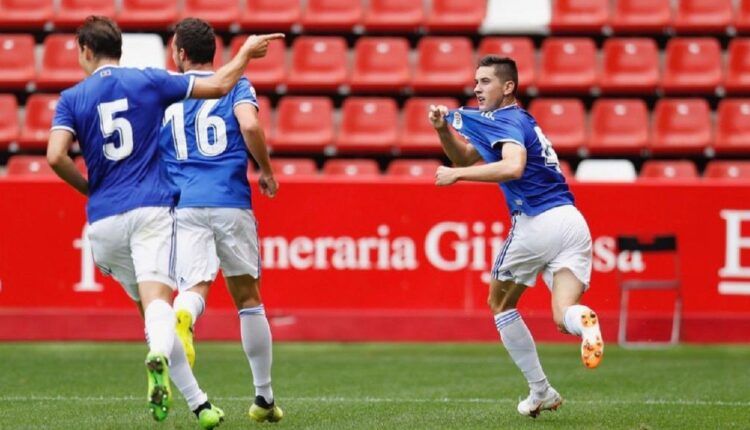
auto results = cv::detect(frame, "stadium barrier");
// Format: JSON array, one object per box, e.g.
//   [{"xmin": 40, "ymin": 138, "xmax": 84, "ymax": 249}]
[{"xmin": 1, "ymin": 176, "xmax": 749, "ymax": 343}]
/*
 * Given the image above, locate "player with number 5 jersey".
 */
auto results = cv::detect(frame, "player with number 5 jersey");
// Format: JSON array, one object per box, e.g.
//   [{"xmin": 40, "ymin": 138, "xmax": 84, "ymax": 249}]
[
  {"xmin": 429, "ymin": 56, "xmax": 603, "ymax": 420},
  {"xmin": 46, "ymin": 15, "xmax": 284, "ymax": 429}
]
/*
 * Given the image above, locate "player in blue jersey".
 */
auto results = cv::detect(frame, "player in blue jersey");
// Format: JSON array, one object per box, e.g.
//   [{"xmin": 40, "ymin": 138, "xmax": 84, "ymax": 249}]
[
  {"xmin": 46, "ymin": 15, "xmax": 283, "ymax": 428},
  {"xmin": 429, "ymin": 56, "xmax": 603, "ymax": 418},
  {"xmin": 160, "ymin": 18, "xmax": 282, "ymax": 423}
]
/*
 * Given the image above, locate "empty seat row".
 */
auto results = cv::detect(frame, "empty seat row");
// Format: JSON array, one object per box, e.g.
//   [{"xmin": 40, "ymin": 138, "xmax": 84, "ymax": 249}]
[
  {"xmin": 11, "ymin": 34, "xmax": 750, "ymax": 96},
  {"xmin": 6, "ymin": 155, "xmax": 750, "ymax": 183},
  {"xmin": 554, "ymin": 0, "xmax": 750, "ymax": 35},
  {"xmin": 0, "ymin": 0, "xmax": 484, "ymax": 32},
  {"xmin": 6, "ymin": 94, "xmax": 750, "ymax": 156}
]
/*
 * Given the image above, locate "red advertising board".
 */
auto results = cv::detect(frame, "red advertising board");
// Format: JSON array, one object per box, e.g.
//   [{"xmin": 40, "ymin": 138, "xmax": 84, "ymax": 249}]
[{"xmin": 1, "ymin": 176, "xmax": 749, "ymax": 343}]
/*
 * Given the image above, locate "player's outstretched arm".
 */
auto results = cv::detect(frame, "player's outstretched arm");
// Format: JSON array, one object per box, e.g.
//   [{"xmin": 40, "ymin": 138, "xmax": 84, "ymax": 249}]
[
  {"xmin": 235, "ymin": 104, "xmax": 277, "ymax": 198},
  {"xmin": 191, "ymin": 33, "xmax": 285, "ymax": 99},
  {"xmin": 435, "ymin": 143, "xmax": 526, "ymax": 186},
  {"xmin": 47, "ymin": 130, "xmax": 88, "ymax": 196},
  {"xmin": 428, "ymin": 104, "xmax": 481, "ymax": 167}
]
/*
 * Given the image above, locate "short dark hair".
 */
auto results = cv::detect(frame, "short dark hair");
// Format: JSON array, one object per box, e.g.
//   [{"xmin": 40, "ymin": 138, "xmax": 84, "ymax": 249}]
[
  {"xmin": 477, "ymin": 55, "xmax": 519, "ymax": 96},
  {"xmin": 76, "ymin": 15, "xmax": 122, "ymax": 60},
  {"xmin": 174, "ymin": 18, "xmax": 216, "ymax": 65}
]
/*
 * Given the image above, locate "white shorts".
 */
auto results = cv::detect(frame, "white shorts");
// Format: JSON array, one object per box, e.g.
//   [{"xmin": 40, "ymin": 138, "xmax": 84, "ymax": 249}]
[
  {"xmin": 491, "ymin": 204, "xmax": 592, "ymax": 290},
  {"xmin": 175, "ymin": 207, "xmax": 260, "ymax": 291},
  {"xmin": 87, "ymin": 206, "xmax": 177, "ymax": 301}
]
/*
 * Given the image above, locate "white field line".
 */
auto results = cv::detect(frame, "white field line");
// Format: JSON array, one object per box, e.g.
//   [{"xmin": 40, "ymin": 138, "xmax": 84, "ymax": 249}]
[{"xmin": 1, "ymin": 395, "xmax": 748, "ymax": 407}]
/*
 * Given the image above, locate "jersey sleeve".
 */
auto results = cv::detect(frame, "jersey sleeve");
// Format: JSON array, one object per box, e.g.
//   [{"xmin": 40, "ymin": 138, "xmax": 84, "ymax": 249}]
[
  {"xmin": 232, "ymin": 78, "xmax": 259, "ymax": 110},
  {"xmin": 50, "ymin": 90, "xmax": 77, "ymax": 136},
  {"xmin": 487, "ymin": 118, "xmax": 525, "ymax": 150},
  {"xmin": 144, "ymin": 68, "xmax": 195, "ymax": 105}
]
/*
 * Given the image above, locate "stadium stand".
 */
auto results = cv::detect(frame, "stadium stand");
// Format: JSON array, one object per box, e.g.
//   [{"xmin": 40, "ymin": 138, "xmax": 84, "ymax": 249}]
[
  {"xmin": 640, "ymin": 160, "xmax": 699, "ymax": 179},
  {"xmin": 528, "ymin": 99, "xmax": 586, "ymax": 155},
  {"xmin": 673, "ymin": 0, "xmax": 733, "ymax": 34},
  {"xmin": 121, "ymin": 34, "xmax": 165, "ymax": 69},
  {"xmin": 651, "ymin": 99, "xmax": 712, "ymax": 155},
  {"xmin": 725, "ymin": 39, "xmax": 750, "ymax": 95},
  {"xmin": 239, "ymin": 0, "xmax": 301, "ymax": 31},
  {"xmin": 6, "ymin": 155, "xmax": 55, "ymax": 176},
  {"xmin": 38, "ymin": 34, "xmax": 86, "ymax": 91},
  {"xmin": 255, "ymin": 96, "xmax": 273, "ymax": 144},
  {"xmin": 287, "ymin": 36, "xmax": 348, "ymax": 93},
  {"xmin": 180, "ymin": 0, "xmax": 239, "ymax": 31},
  {"xmin": 412, "ymin": 37, "xmax": 474, "ymax": 94},
  {"xmin": 737, "ymin": 0, "xmax": 750, "ymax": 34},
  {"xmin": 363, "ymin": 0, "xmax": 424, "ymax": 33},
  {"xmin": 600, "ymin": 38, "xmax": 659, "ymax": 95},
  {"xmin": 662, "ymin": 38, "xmax": 722, "ymax": 95},
  {"xmin": 230, "ymin": 35, "xmax": 286, "ymax": 92},
  {"xmin": 19, "ymin": 94, "xmax": 58, "ymax": 151},
  {"xmin": 322, "ymin": 159, "xmax": 380, "ymax": 177},
  {"xmin": 270, "ymin": 158, "xmax": 318, "ymax": 176},
  {"xmin": 302, "ymin": 0, "xmax": 363, "ymax": 32},
  {"xmin": 478, "ymin": 37, "xmax": 536, "ymax": 90},
  {"xmin": 704, "ymin": 161, "xmax": 750, "ymax": 179},
  {"xmin": 588, "ymin": 99, "xmax": 649, "ymax": 155},
  {"xmin": 0, "ymin": 0, "xmax": 54, "ymax": 30},
  {"xmin": 425, "ymin": 0, "xmax": 486, "ymax": 32},
  {"xmin": 386, "ymin": 159, "xmax": 441, "ymax": 177},
  {"xmin": 0, "ymin": 35, "xmax": 36, "ymax": 91},
  {"xmin": 0, "ymin": 95, "xmax": 19, "ymax": 151},
  {"xmin": 550, "ymin": 0, "xmax": 609, "ymax": 33},
  {"xmin": 610, "ymin": 0, "xmax": 672, "ymax": 33},
  {"xmin": 575, "ymin": 159, "xmax": 638, "ymax": 182},
  {"xmin": 537, "ymin": 38, "xmax": 597, "ymax": 94},
  {"xmin": 53, "ymin": 0, "xmax": 116, "ymax": 30},
  {"xmin": 398, "ymin": 97, "xmax": 459, "ymax": 154},
  {"xmin": 335, "ymin": 97, "xmax": 399, "ymax": 154},
  {"xmin": 350, "ymin": 37, "xmax": 411, "ymax": 93},
  {"xmin": 273, "ymin": 97, "xmax": 334, "ymax": 153},
  {"xmin": 117, "ymin": 0, "xmax": 179, "ymax": 30},
  {"xmin": 716, "ymin": 99, "xmax": 750, "ymax": 154}
]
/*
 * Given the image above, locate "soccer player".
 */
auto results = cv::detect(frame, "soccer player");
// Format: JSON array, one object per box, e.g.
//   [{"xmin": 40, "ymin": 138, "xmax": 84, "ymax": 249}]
[
  {"xmin": 160, "ymin": 18, "xmax": 282, "ymax": 423},
  {"xmin": 46, "ymin": 15, "xmax": 283, "ymax": 428},
  {"xmin": 428, "ymin": 56, "xmax": 604, "ymax": 418}
]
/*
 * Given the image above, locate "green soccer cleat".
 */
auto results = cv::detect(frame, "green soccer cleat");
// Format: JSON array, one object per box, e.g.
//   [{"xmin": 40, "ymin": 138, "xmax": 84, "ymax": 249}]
[
  {"xmin": 175, "ymin": 309, "xmax": 196, "ymax": 368},
  {"xmin": 248, "ymin": 396, "xmax": 283, "ymax": 423},
  {"xmin": 194, "ymin": 402, "xmax": 225, "ymax": 429},
  {"xmin": 145, "ymin": 352, "xmax": 172, "ymax": 422}
]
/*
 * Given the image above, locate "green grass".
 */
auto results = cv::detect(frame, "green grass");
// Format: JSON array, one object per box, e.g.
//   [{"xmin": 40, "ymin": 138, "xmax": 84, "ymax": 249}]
[{"xmin": 1, "ymin": 342, "xmax": 748, "ymax": 429}]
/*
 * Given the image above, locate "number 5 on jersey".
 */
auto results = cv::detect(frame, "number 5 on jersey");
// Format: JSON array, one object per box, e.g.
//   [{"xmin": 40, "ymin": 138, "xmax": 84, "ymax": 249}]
[{"xmin": 98, "ymin": 98, "xmax": 134, "ymax": 161}]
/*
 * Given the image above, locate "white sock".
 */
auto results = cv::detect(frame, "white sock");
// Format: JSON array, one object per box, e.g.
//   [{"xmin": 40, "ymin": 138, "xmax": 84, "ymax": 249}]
[
  {"xmin": 144, "ymin": 299, "xmax": 176, "ymax": 357},
  {"xmin": 563, "ymin": 304, "xmax": 591, "ymax": 336},
  {"xmin": 174, "ymin": 291, "xmax": 206, "ymax": 324},
  {"xmin": 240, "ymin": 305, "xmax": 274, "ymax": 403},
  {"xmin": 169, "ymin": 332, "xmax": 208, "ymax": 411},
  {"xmin": 495, "ymin": 309, "xmax": 549, "ymax": 396}
]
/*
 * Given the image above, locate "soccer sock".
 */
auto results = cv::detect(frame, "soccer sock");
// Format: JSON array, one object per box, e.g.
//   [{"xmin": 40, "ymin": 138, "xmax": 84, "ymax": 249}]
[
  {"xmin": 563, "ymin": 304, "xmax": 592, "ymax": 337},
  {"xmin": 169, "ymin": 332, "xmax": 208, "ymax": 411},
  {"xmin": 495, "ymin": 309, "xmax": 550, "ymax": 396},
  {"xmin": 173, "ymin": 291, "xmax": 206, "ymax": 324},
  {"xmin": 144, "ymin": 299, "xmax": 176, "ymax": 357},
  {"xmin": 240, "ymin": 305, "xmax": 274, "ymax": 403}
]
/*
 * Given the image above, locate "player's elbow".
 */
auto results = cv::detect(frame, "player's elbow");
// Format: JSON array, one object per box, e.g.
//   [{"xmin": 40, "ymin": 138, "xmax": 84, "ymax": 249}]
[
  {"xmin": 239, "ymin": 118, "xmax": 261, "ymax": 136},
  {"xmin": 46, "ymin": 146, "xmax": 67, "ymax": 168}
]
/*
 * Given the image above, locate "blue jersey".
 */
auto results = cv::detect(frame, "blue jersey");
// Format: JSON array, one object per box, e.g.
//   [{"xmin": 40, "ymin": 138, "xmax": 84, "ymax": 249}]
[
  {"xmin": 447, "ymin": 105, "xmax": 574, "ymax": 216},
  {"xmin": 160, "ymin": 71, "xmax": 257, "ymax": 209},
  {"xmin": 51, "ymin": 65, "xmax": 194, "ymax": 223}
]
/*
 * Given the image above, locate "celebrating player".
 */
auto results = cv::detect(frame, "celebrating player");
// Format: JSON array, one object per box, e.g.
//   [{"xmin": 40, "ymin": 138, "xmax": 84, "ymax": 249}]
[
  {"xmin": 429, "ymin": 56, "xmax": 604, "ymax": 418},
  {"xmin": 46, "ymin": 15, "xmax": 283, "ymax": 428},
  {"xmin": 161, "ymin": 18, "xmax": 282, "ymax": 423}
]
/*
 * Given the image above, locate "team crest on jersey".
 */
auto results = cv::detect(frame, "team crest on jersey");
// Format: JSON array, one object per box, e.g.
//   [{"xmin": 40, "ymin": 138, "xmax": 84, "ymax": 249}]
[{"xmin": 452, "ymin": 112, "xmax": 463, "ymax": 130}]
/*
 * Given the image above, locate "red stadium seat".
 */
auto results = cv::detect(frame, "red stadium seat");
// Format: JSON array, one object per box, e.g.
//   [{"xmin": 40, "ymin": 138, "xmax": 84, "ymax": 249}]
[
  {"xmin": 287, "ymin": 37, "xmax": 348, "ymax": 93},
  {"xmin": 6, "ymin": 155, "xmax": 55, "ymax": 176},
  {"xmin": 117, "ymin": 0, "xmax": 178, "ymax": 30},
  {"xmin": 255, "ymin": 96, "xmax": 273, "ymax": 145},
  {"xmin": 0, "ymin": 0, "xmax": 54, "ymax": 30},
  {"xmin": 737, "ymin": 0, "xmax": 750, "ymax": 34},
  {"xmin": 600, "ymin": 38, "xmax": 659, "ymax": 95},
  {"xmin": 398, "ymin": 97, "xmax": 459, "ymax": 154},
  {"xmin": 181, "ymin": 0, "xmax": 239, "ymax": 30},
  {"xmin": 610, "ymin": 0, "xmax": 672, "ymax": 33},
  {"xmin": 662, "ymin": 38, "xmax": 722, "ymax": 95},
  {"xmin": 323, "ymin": 159, "xmax": 380, "ymax": 177},
  {"xmin": 478, "ymin": 38, "xmax": 536, "ymax": 90},
  {"xmin": 230, "ymin": 36, "xmax": 285, "ymax": 92},
  {"xmin": 673, "ymin": 0, "xmax": 732, "ymax": 34},
  {"xmin": 640, "ymin": 160, "xmax": 698, "ymax": 180},
  {"xmin": 704, "ymin": 161, "xmax": 750, "ymax": 180},
  {"xmin": 425, "ymin": 0, "xmax": 485, "ymax": 32},
  {"xmin": 166, "ymin": 36, "xmax": 224, "ymax": 71},
  {"xmin": 715, "ymin": 99, "xmax": 750, "ymax": 154},
  {"xmin": 725, "ymin": 39, "xmax": 750, "ymax": 95},
  {"xmin": 559, "ymin": 160, "xmax": 574, "ymax": 179},
  {"xmin": 37, "ymin": 35, "xmax": 85, "ymax": 91},
  {"xmin": 270, "ymin": 158, "xmax": 318, "ymax": 176},
  {"xmin": 551, "ymin": 0, "xmax": 609, "ymax": 33},
  {"xmin": 537, "ymin": 38, "xmax": 597, "ymax": 94},
  {"xmin": 240, "ymin": 0, "xmax": 301, "ymax": 31},
  {"xmin": 589, "ymin": 99, "xmax": 649, "ymax": 155},
  {"xmin": 363, "ymin": 0, "xmax": 424, "ymax": 32},
  {"xmin": 412, "ymin": 37, "xmax": 474, "ymax": 94},
  {"xmin": 335, "ymin": 98, "xmax": 399, "ymax": 154},
  {"xmin": 53, "ymin": 0, "xmax": 116, "ymax": 30},
  {"xmin": 350, "ymin": 37, "xmax": 410, "ymax": 94},
  {"xmin": 273, "ymin": 97, "xmax": 334, "ymax": 152},
  {"xmin": 528, "ymin": 99, "xmax": 585, "ymax": 155},
  {"xmin": 0, "ymin": 95, "xmax": 19, "ymax": 151},
  {"xmin": 301, "ymin": 0, "xmax": 363, "ymax": 32},
  {"xmin": 19, "ymin": 94, "xmax": 59, "ymax": 150},
  {"xmin": 387, "ymin": 159, "xmax": 441, "ymax": 177},
  {"xmin": 651, "ymin": 99, "xmax": 712, "ymax": 155},
  {"xmin": 0, "ymin": 35, "xmax": 35, "ymax": 90}
]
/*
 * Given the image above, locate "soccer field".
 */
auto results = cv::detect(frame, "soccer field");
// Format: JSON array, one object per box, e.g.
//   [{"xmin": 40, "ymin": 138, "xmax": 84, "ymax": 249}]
[{"xmin": 2, "ymin": 342, "xmax": 748, "ymax": 429}]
